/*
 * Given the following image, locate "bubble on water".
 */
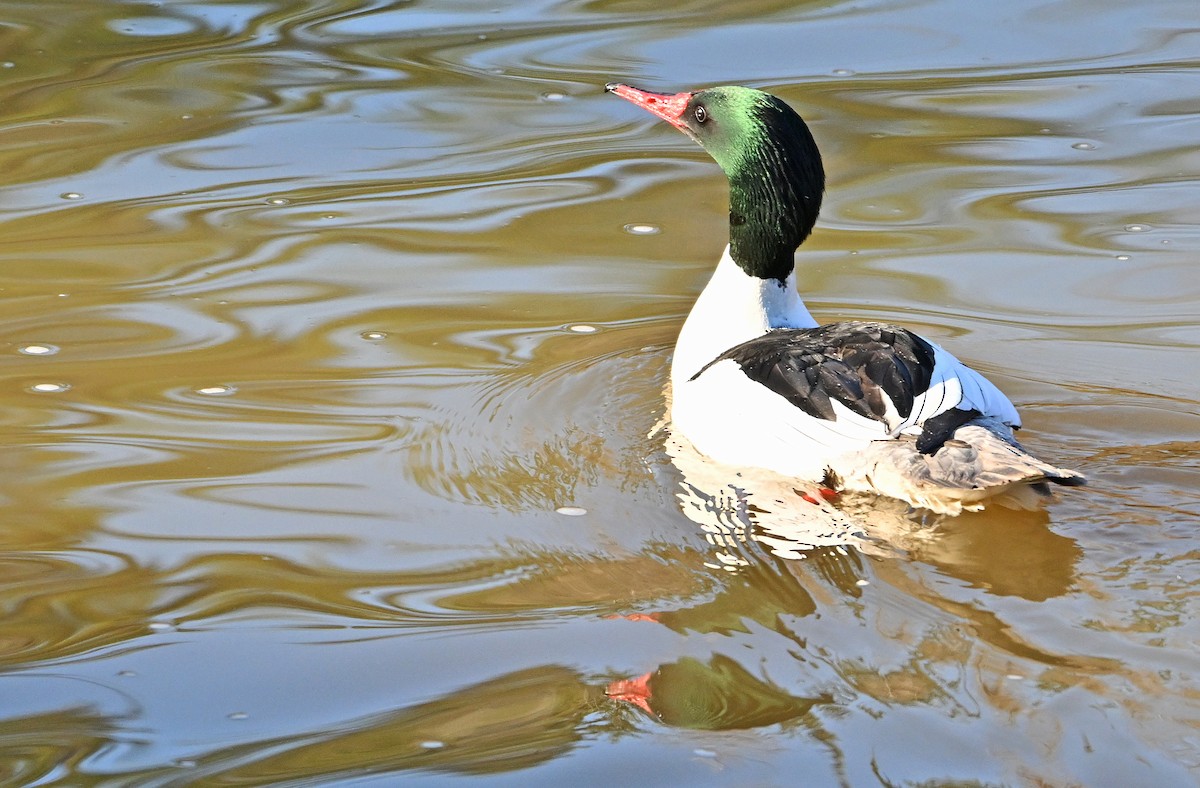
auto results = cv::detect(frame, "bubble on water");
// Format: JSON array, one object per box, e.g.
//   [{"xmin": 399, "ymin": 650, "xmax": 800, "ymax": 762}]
[
  {"xmin": 107, "ymin": 16, "xmax": 198, "ymax": 37},
  {"xmin": 19, "ymin": 344, "xmax": 59, "ymax": 356},
  {"xmin": 540, "ymin": 91, "xmax": 568, "ymax": 102},
  {"xmin": 174, "ymin": 759, "xmax": 197, "ymax": 769},
  {"xmin": 196, "ymin": 385, "xmax": 236, "ymax": 396},
  {"xmin": 227, "ymin": 711, "xmax": 249, "ymax": 720},
  {"xmin": 2, "ymin": 62, "xmax": 14, "ymax": 69},
  {"xmin": 266, "ymin": 197, "xmax": 290, "ymax": 205},
  {"xmin": 30, "ymin": 382, "xmax": 69, "ymax": 393},
  {"xmin": 832, "ymin": 68, "xmax": 856, "ymax": 76},
  {"xmin": 1115, "ymin": 255, "xmax": 1130, "ymax": 261},
  {"xmin": 419, "ymin": 740, "xmax": 446, "ymax": 751},
  {"xmin": 693, "ymin": 748, "xmax": 718, "ymax": 758},
  {"xmin": 555, "ymin": 506, "xmax": 587, "ymax": 516},
  {"xmin": 567, "ymin": 324, "xmax": 597, "ymax": 334},
  {"xmin": 1071, "ymin": 142, "xmax": 1096, "ymax": 150},
  {"xmin": 117, "ymin": 670, "xmax": 137, "ymax": 677},
  {"xmin": 180, "ymin": 114, "xmax": 193, "ymax": 120},
  {"xmin": 60, "ymin": 192, "xmax": 83, "ymax": 200},
  {"xmin": 361, "ymin": 331, "xmax": 388, "ymax": 341},
  {"xmin": 855, "ymin": 579, "xmax": 870, "ymax": 586},
  {"xmin": 1125, "ymin": 224, "xmax": 1149, "ymax": 232},
  {"xmin": 623, "ymin": 223, "xmax": 660, "ymax": 236},
  {"xmin": 148, "ymin": 621, "xmax": 175, "ymax": 632}
]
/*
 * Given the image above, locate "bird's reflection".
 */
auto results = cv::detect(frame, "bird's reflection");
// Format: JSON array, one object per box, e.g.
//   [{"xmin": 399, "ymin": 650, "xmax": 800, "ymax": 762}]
[
  {"xmin": 662, "ymin": 423, "xmax": 917, "ymax": 563},
  {"xmin": 662, "ymin": 418, "xmax": 1081, "ymax": 602},
  {"xmin": 606, "ymin": 654, "xmax": 832, "ymax": 730},
  {"xmin": 383, "ymin": 357, "xmax": 1087, "ymax": 762}
]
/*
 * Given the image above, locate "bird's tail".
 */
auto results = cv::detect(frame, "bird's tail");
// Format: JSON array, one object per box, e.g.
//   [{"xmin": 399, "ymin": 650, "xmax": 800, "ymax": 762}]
[{"xmin": 831, "ymin": 416, "xmax": 1085, "ymax": 516}]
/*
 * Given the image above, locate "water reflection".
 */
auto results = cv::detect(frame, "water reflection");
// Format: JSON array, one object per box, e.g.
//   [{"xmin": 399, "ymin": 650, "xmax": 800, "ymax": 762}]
[
  {"xmin": 1, "ymin": 0, "xmax": 1198, "ymax": 782},
  {"xmin": 0, "ymin": 708, "xmax": 122, "ymax": 786},
  {"xmin": 910, "ymin": 508, "xmax": 1081, "ymax": 602},
  {"xmin": 165, "ymin": 666, "xmax": 605, "ymax": 783},
  {"xmin": 0, "ymin": 520, "xmax": 1091, "ymax": 779},
  {"xmin": 608, "ymin": 655, "xmax": 833, "ymax": 730}
]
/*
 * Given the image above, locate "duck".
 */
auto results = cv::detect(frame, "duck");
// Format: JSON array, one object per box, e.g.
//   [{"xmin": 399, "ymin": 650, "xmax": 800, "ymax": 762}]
[{"xmin": 606, "ymin": 82, "xmax": 1084, "ymax": 515}]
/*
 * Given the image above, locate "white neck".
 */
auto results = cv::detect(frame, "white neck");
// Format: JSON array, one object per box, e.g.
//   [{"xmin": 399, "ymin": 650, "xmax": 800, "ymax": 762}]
[{"xmin": 671, "ymin": 245, "xmax": 817, "ymax": 387}]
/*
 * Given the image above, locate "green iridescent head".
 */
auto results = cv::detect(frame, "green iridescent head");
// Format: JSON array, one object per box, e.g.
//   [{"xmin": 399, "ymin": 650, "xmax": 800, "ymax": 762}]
[{"xmin": 608, "ymin": 83, "xmax": 825, "ymax": 282}]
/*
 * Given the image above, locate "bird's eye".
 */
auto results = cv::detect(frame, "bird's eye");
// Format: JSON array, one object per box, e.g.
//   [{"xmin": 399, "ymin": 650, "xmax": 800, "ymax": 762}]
[{"xmin": 694, "ymin": 105, "xmax": 708, "ymax": 124}]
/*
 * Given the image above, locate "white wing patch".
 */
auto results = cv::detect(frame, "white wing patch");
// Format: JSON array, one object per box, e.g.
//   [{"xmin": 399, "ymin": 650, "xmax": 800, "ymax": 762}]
[{"xmin": 911, "ymin": 342, "xmax": 1020, "ymax": 429}]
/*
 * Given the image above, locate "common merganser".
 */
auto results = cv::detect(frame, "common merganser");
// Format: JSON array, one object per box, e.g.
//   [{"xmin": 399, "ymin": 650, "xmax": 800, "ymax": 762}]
[{"xmin": 607, "ymin": 82, "xmax": 1085, "ymax": 515}]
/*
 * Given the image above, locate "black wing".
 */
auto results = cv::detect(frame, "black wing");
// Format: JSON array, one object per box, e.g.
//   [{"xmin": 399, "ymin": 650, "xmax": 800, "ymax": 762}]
[{"xmin": 693, "ymin": 321, "xmax": 938, "ymax": 425}]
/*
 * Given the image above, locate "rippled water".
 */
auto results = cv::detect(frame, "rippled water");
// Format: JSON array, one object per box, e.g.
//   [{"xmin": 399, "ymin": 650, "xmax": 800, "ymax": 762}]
[{"xmin": 1, "ymin": 0, "xmax": 1197, "ymax": 784}]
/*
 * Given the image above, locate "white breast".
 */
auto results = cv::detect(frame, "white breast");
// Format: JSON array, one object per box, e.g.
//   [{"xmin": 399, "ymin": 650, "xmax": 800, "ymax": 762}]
[{"xmin": 670, "ymin": 246, "xmax": 816, "ymax": 391}]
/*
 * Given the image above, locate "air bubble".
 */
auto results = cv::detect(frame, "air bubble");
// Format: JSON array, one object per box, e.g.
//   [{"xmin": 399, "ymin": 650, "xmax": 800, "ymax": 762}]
[
  {"xmin": 623, "ymin": 223, "xmax": 660, "ymax": 235},
  {"xmin": 567, "ymin": 324, "xmax": 597, "ymax": 333},
  {"xmin": 1125, "ymin": 224, "xmax": 1149, "ymax": 232},
  {"xmin": 266, "ymin": 197, "xmax": 290, "ymax": 205},
  {"xmin": 30, "ymin": 382, "xmax": 69, "ymax": 393},
  {"xmin": 540, "ymin": 91, "xmax": 567, "ymax": 102},
  {"xmin": 555, "ymin": 506, "xmax": 587, "ymax": 516},
  {"xmin": 361, "ymin": 331, "xmax": 388, "ymax": 341},
  {"xmin": 1115, "ymin": 255, "xmax": 1130, "ymax": 261},
  {"xmin": 1071, "ymin": 142, "xmax": 1096, "ymax": 150},
  {"xmin": 19, "ymin": 344, "xmax": 58, "ymax": 356},
  {"xmin": 832, "ymin": 68, "xmax": 856, "ymax": 76},
  {"xmin": 227, "ymin": 712, "xmax": 249, "ymax": 720},
  {"xmin": 60, "ymin": 192, "xmax": 83, "ymax": 200},
  {"xmin": 420, "ymin": 740, "xmax": 446, "ymax": 751},
  {"xmin": 197, "ymin": 385, "xmax": 236, "ymax": 396}
]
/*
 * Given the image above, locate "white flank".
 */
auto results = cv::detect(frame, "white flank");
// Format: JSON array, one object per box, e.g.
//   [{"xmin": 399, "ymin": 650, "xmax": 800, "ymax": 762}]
[{"xmin": 669, "ymin": 248, "xmax": 1026, "ymax": 491}]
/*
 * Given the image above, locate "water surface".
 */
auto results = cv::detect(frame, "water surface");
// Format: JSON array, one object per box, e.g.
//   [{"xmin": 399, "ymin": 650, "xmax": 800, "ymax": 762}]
[{"xmin": 1, "ymin": 0, "xmax": 1198, "ymax": 784}]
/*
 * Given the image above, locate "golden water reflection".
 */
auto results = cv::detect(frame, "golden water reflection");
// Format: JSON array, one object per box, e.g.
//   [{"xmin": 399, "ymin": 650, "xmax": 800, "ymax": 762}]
[{"xmin": 0, "ymin": 0, "xmax": 1197, "ymax": 783}]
